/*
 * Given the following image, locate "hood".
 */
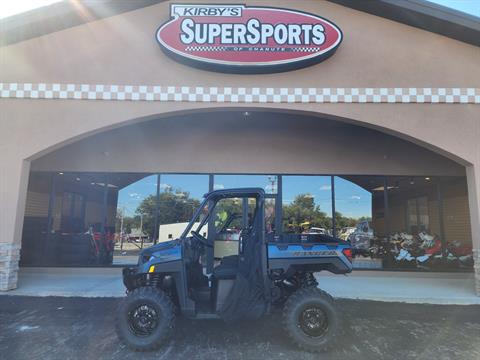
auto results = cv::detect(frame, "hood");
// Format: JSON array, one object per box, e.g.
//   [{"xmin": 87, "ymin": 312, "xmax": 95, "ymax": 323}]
[
  {"xmin": 140, "ymin": 239, "xmax": 180, "ymax": 258},
  {"xmin": 137, "ymin": 239, "xmax": 182, "ymax": 265}
]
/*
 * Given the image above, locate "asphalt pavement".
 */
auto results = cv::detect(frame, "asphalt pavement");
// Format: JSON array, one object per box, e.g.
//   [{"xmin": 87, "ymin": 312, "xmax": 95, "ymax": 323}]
[{"xmin": 1, "ymin": 296, "xmax": 479, "ymax": 360}]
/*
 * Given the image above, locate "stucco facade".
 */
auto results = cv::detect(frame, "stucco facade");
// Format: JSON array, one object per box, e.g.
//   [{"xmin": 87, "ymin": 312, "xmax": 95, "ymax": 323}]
[{"xmin": 0, "ymin": 0, "xmax": 479, "ymax": 292}]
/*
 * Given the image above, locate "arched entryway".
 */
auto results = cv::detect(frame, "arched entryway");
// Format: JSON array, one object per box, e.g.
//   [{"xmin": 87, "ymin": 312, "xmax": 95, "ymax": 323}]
[{"xmin": 20, "ymin": 109, "xmax": 473, "ymax": 275}]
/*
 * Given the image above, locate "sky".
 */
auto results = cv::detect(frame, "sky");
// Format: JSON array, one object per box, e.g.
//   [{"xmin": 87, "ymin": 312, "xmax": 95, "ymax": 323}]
[
  {"xmin": 0, "ymin": 0, "xmax": 479, "ymax": 19},
  {"xmin": 0, "ymin": 0, "xmax": 61, "ymax": 19},
  {"xmin": 427, "ymin": 0, "xmax": 480, "ymax": 17},
  {"xmin": 117, "ymin": 174, "xmax": 372, "ymax": 219}
]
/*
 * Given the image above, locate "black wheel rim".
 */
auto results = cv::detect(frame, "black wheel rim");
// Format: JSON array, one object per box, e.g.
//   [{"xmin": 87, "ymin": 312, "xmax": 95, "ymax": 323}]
[
  {"xmin": 128, "ymin": 304, "xmax": 160, "ymax": 337},
  {"xmin": 298, "ymin": 305, "xmax": 329, "ymax": 338}
]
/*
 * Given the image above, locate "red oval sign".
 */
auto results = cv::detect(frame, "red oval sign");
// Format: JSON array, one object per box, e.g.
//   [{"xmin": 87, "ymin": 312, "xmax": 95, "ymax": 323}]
[{"xmin": 156, "ymin": 4, "xmax": 343, "ymax": 73}]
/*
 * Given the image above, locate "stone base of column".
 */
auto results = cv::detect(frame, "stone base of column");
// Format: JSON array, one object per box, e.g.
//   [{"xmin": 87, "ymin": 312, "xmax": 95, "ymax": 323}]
[
  {"xmin": 474, "ymin": 249, "xmax": 480, "ymax": 297},
  {"xmin": 0, "ymin": 243, "xmax": 20, "ymax": 291}
]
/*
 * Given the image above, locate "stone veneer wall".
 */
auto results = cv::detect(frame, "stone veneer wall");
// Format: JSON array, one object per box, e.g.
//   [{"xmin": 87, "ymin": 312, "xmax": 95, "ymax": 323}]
[
  {"xmin": 0, "ymin": 243, "xmax": 20, "ymax": 290},
  {"xmin": 474, "ymin": 249, "xmax": 480, "ymax": 296}
]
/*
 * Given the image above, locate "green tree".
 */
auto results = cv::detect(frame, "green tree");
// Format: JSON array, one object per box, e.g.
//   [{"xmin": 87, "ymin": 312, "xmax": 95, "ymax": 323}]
[
  {"xmin": 213, "ymin": 198, "xmax": 243, "ymax": 229},
  {"xmin": 282, "ymin": 194, "xmax": 331, "ymax": 233},
  {"xmin": 334, "ymin": 212, "xmax": 371, "ymax": 231},
  {"xmin": 282, "ymin": 194, "xmax": 370, "ymax": 234},
  {"xmin": 132, "ymin": 188, "xmax": 201, "ymax": 239}
]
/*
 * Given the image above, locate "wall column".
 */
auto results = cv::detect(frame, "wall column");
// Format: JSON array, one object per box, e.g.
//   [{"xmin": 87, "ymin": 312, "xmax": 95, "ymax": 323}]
[
  {"xmin": 0, "ymin": 156, "xmax": 30, "ymax": 291},
  {"xmin": 466, "ymin": 164, "xmax": 480, "ymax": 296}
]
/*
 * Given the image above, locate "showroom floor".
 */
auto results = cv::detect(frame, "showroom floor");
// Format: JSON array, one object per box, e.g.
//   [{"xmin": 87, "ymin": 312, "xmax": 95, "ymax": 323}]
[{"xmin": 2, "ymin": 267, "xmax": 479, "ymax": 304}]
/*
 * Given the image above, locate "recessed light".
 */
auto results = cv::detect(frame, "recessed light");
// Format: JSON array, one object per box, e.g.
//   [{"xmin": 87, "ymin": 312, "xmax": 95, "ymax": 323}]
[
  {"xmin": 58, "ymin": 172, "xmax": 64, "ymax": 175},
  {"xmin": 425, "ymin": 177, "xmax": 431, "ymax": 181}
]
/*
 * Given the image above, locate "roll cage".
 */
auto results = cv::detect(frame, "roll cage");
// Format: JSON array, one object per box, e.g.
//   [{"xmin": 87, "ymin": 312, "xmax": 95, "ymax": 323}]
[{"xmin": 180, "ymin": 188, "xmax": 266, "ymax": 241}]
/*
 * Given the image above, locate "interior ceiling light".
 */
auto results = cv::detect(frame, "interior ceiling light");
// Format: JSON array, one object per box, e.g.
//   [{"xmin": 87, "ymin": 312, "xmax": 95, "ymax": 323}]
[
  {"xmin": 425, "ymin": 177, "xmax": 431, "ymax": 181},
  {"xmin": 76, "ymin": 177, "xmax": 80, "ymax": 181},
  {"xmin": 94, "ymin": 182, "xmax": 118, "ymax": 188},
  {"xmin": 372, "ymin": 186, "xmax": 398, "ymax": 191},
  {"xmin": 58, "ymin": 172, "xmax": 64, "ymax": 175}
]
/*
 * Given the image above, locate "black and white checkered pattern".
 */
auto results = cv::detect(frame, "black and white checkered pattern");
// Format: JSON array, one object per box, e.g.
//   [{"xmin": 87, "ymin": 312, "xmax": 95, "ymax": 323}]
[
  {"xmin": 0, "ymin": 83, "xmax": 478, "ymax": 103},
  {"xmin": 290, "ymin": 47, "xmax": 320, "ymax": 52},
  {"xmin": 185, "ymin": 46, "xmax": 227, "ymax": 52}
]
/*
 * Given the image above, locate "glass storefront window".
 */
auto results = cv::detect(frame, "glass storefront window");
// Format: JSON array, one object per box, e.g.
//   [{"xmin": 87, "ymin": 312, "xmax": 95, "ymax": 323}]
[
  {"xmin": 213, "ymin": 175, "xmax": 278, "ymax": 194},
  {"xmin": 61, "ymin": 192, "xmax": 85, "ymax": 233},
  {"xmin": 282, "ymin": 176, "xmax": 332, "ymax": 234},
  {"xmin": 334, "ymin": 176, "xmax": 374, "ymax": 264},
  {"xmin": 407, "ymin": 196, "xmax": 429, "ymax": 233},
  {"xmin": 20, "ymin": 172, "xmax": 473, "ymax": 272},
  {"xmin": 157, "ymin": 174, "xmax": 209, "ymax": 242},
  {"xmin": 265, "ymin": 198, "xmax": 275, "ymax": 234},
  {"xmin": 115, "ymin": 174, "xmax": 157, "ymax": 264}
]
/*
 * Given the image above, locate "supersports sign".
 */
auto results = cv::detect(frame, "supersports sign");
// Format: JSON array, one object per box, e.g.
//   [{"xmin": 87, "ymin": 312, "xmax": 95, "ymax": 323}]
[{"xmin": 156, "ymin": 4, "xmax": 343, "ymax": 73}]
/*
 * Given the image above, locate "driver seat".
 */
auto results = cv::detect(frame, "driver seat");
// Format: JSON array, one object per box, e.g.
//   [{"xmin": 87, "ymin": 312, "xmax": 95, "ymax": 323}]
[{"xmin": 213, "ymin": 255, "xmax": 238, "ymax": 279}]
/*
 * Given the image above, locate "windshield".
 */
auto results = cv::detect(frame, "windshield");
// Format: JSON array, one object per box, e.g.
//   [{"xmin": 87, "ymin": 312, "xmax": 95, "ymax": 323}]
[
  {"xmin": 180, "ymin": 197, "xmax": 210, "ymax": 239},
  {"xmin": 180, "ymin": 195, "xmax": 259, "ymax": 240}
]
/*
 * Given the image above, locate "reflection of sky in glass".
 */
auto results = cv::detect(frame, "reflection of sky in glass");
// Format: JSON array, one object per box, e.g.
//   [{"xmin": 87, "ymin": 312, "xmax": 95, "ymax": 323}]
[
  {"xmin": 214, "ymin": 175, "xmax": 278, "ymax": 194},
  {"xmin": 118, "ymin": 174, "xmax": 209, "ymax": 216},
  {"xmin": 334, "ymin": 177, "xmax": 372, "ymax": 219},
  {"xmin": 159, "ymin": 175, "xmax": 209, "ymax": 198},
  {"xmin": 117, "ymin": 175, "xmax": 157, "ymax": 216},
  {"xmin": 282, "ymin": 176, "xmax": 332, "ymax": 217},
  {"xmin": 118, "ymin": 174, "xmax": 372, "ymax": 219}
]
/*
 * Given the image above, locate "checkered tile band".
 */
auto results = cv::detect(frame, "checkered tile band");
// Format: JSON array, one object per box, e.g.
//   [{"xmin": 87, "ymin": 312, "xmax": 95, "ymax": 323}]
[
  {"xmin": 0, "ymin": 83, "xmax": 478, "ymax": 103},
  {"xmin": 185, "ymin": 46, "xmax": 227, "ymax": 52}
]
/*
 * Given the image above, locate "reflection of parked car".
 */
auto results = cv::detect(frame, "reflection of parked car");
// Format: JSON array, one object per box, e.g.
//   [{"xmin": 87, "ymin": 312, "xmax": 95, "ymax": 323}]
[
  {"xmin": 348, "ymin": 221, "xmax": 374, "ymax": 256},
  {"xmin": 307, "ymin": 227, "xmax": 327, "ymax": 235},
  {"xmin": 338, "ymin": 227, "xmax": 356, "ymax": 241}
]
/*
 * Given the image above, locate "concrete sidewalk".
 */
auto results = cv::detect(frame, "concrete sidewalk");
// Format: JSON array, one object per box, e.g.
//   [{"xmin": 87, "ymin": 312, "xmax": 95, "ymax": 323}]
[{"xmin": 2, "ymin": 267, "xmax": 479, "ymax": 305}]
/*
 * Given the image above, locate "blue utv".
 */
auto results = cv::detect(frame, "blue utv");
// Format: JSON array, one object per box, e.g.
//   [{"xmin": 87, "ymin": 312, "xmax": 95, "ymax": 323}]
[{"xmin": 116, "ymin": 188, "xmax": 352, "ymax": 352}]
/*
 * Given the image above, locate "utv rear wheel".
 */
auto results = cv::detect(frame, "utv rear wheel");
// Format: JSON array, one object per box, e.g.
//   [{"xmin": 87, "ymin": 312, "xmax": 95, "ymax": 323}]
[
  {"xmin": 283, "ymin": 287, "xmax": 339, "ymax": 352},
  {"xmin": 115, "ymin": 287, "xmax": 175, "ymax": 351}
]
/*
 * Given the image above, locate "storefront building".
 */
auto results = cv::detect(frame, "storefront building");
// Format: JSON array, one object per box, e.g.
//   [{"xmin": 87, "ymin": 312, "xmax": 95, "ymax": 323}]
[{"xmin": 1, "ymin": 0, "xmax": 479, "ymax": 294}]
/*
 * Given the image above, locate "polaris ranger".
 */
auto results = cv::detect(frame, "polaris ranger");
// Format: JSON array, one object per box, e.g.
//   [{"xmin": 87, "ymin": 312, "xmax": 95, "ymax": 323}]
[{"xmin": 116, "ymin": 188, "xmax": 352, "ymax": 352}]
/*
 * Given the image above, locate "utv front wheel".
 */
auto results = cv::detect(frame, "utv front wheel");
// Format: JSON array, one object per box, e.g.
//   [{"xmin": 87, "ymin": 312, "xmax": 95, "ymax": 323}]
[
  {"xmin": 115, "ymin": 287, "xmax": 175, "ymax": 351},
  {"xmin": 283, "ymin": 287, "xmax": 339, "ymax": 352}
]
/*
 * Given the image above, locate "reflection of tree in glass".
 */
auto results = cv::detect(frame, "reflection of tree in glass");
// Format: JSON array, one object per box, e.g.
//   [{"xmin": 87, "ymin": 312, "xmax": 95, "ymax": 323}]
[
  {"xmin": 283, "ymin": 194, "xmax": 329, "ymax": 233},
  {"xmin": 116, "ymin": 188, "xmax": 201, "ymax": 239},
  {"xmin": 214, "ymin": 198, "xmax": 243, "ymax": 229},
  {"xmin": 283, "ymin": 194, "xmax": 371, "ymax": 234},
  {"xmin": 334, "ymin": 212, "xmax": 370, "ymax": 230}
]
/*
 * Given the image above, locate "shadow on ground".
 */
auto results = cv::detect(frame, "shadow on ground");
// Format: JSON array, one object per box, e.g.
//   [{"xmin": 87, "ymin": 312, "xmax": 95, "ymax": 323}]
[{"xmin": 1, "ymin": 296, "xmax": 479, "ymax": 360}]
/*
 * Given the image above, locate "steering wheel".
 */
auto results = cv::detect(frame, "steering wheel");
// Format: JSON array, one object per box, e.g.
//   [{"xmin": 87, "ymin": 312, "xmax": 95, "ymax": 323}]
[{"xmin": 191, "ymin": 230, "xmax": 213, "ymax": 248}]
